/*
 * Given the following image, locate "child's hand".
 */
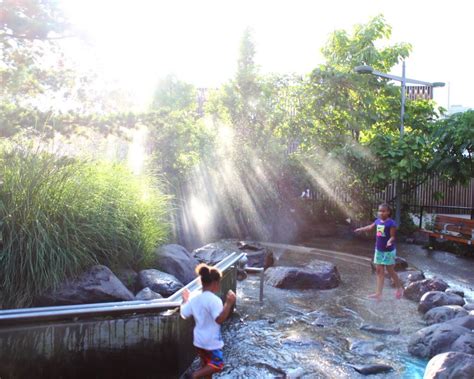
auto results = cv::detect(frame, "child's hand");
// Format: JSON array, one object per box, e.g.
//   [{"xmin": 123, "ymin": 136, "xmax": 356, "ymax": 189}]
[
  {"xmin": 354, "ymin": 228, "xmax": 362, "ymax": 233},
  {"xmin": 226, "ymin": 290, "xmax": 236, "ymax": 304},
  {"xmin": 182, "ymin": 288, "xmax": 190, "ymax": 303},
  {"xmin": 387, "ymin": 240, "xmax": 393, "ymax": 247}
]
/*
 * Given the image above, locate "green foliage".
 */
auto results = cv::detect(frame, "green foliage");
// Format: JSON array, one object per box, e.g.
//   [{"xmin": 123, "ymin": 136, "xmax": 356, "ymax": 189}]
[
  {"xmin": 144, "ymin": 109, "xmax": 215, "ymax": 180},
  {"xmin": 0, "ymin": 144, "xmax": 170, "ymax": 308},
  {"xmin": 1, "ymin": 0, "xmax": 73, "ymax": 104},
  {"xmin": 429, "ymin": 110, "xmax": 474, "ymax": 184},
  {"xmin": 151, "ymin": 75, "xmax": 197, "ymax": 112}
]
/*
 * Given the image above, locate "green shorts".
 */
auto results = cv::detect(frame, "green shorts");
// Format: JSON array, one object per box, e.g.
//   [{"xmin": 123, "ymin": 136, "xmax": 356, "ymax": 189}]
[{"xmin": 373, "ymin": 249, "xmax": 396, "ymax": 265}]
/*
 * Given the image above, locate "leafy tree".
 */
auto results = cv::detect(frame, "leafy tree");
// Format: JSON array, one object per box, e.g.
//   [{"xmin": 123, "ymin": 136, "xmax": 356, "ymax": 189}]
[
  {"xmin": 151, "ymin": 74, "xmax": 197, "ymax": 111},
  {"xmin": 430, "ymin": 110, "xmax": 474, "ymax": 184},
  {"xmin": 1, "ymin": 0, "xmax": 74, "ymax": 104},
  {"xmin": 295, "ymin": 15, "xmax": 444, "ymax": 218}
]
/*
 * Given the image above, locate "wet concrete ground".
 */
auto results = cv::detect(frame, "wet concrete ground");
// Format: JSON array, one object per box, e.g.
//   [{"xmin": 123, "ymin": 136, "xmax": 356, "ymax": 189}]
[{"xmin": 213, "ymin": 237, "xmax": 474, "ymax": 378}]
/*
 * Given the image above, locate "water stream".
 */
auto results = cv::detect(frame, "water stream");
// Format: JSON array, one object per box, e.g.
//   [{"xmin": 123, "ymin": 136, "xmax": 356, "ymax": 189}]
[{"xmin": 212, "ymin": 240, "xmax": 474, "ymax": 378}]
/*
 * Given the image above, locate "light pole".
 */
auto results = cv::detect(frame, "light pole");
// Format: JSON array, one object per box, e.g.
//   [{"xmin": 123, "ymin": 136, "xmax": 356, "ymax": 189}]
[{"xmin": 355, "ymin": 61, "xmax": 444, "ymax": 227}]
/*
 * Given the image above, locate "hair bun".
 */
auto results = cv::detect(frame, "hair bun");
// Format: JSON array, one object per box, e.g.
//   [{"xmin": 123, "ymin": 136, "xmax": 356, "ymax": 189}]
[{"xmin": 196, "ymin": 263, "xmax": 210, "ymax": 277}]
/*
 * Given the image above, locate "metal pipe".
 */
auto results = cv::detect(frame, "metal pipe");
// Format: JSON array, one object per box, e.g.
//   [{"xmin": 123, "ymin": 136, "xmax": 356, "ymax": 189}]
[{"xmin": 244, "ymin": 267, "xmax": 265, "ymax": 303}]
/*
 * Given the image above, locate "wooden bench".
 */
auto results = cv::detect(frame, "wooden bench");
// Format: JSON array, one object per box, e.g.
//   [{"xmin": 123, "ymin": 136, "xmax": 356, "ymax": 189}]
[{"xmin": 421, "ymin": 215, "xmax": 474, "ymax": 246}]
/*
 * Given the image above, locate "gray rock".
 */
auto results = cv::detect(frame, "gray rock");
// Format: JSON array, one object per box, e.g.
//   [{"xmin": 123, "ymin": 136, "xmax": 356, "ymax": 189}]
[
  {"xmin": 419, "ymin": 291, "xmax": 465, "ymax": 313},
  {"xmin": 115, "ymin": 268, "xmax": 138, "ymax": 293},
  {"xmin": 394, "ymin": 256, "xmax": 409, "ymax": 271},
  {"xmin": 445, "ymin": 288, "xmax": 465, "ymax": 298},
  {"xmin": 451, "ymin": 333, "xmax": 474, "ymax": 355},
  {"xmin": 424, "ymin": 352, "xmax": 474, "ymax": 379},
  {"xmin": 135, "ymin": 287, "xmax": 163, "ymax": 300},
  {"xmin": 423, "ymin": 305, "xmax": 469, "ymax": 325},
  {"xmin": 360, "ymin": 324, "xmax": 400, "ymax": 335},
  {"xmin": 285, "ymin": 367, "xmax": 305, "ymax": 378},
  {"xmin": 265, "ymin": 262, "xmax": 341, "ymax": 290},
  {"xmin": 237, "ymin": 269, "xmax": 247, "ymax": 281},
  {"xmin": 193, "ymin": 243, "xmax": 237, "ymax": 265},
  {"xmin": 398, "ymin": 270, "xmax": 425, "ymax": 286},
  {"xmin": 404, "ymin": 278, "xmax": 449, "ymax": 302},
  {"xmin": 238, "ymin": 243, "xmax": 274, "ymax": 269},
  {"xmin": 463, "ymin": 303, "xmax": 474, "ymax": 311},
  {"xmin": 138, "ymin": 269, "xmax": 183, "ymax": 297},
  {"xmin": 193, "ymin": 240, "xmax": 274, "ymax": 269},
  {"xmin": 449, "ymin": 315, "xmax": 474, "ymax": 329},
  {"xmin": 36, "ymin": 265, "xmax": 135, "ymax": 306},
  {"xmin": 349, "ymin": 340, "xmax": 385, "ymax": 357},
  {"xmin": 350, "ymin": 364, "xmax": 393, "ymax": 375},
  {"xmin": 155, "ymin": 244, "xmax": 198, "ymax": 285},
  {"xmin": 408, "ymin": 316, "xmax": 474, "ymax": 358}
]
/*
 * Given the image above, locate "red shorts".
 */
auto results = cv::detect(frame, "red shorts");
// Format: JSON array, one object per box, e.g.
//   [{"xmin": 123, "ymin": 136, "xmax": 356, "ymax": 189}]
[{"xmin": 196, "ymin": 348, "xmax": 224, "ymax": 371}]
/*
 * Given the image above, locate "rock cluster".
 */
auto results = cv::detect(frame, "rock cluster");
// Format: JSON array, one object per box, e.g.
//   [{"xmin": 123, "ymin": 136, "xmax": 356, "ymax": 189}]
[
  {"xmin": 400, "ymin": 264, "xmax": 473, "ymax": 379},
  {"xmin": 36, "ymin": 240, "xmax": 276, "ymax": 305}
]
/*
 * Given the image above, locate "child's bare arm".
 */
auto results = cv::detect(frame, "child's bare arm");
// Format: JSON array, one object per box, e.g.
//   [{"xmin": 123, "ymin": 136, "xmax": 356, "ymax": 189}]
[
  {"xmin": 216, "ymin": 290, "xmax": 236, "ymax": 325},
  {"xmin": 387, "ymin": 226, "xmax": 396, "ymax": 246},
  {"xmin": 354, "ymin": 223, "xmax": 375, "ymax": 233},
  {"xmin": 182, "ymin": 288, "xmax": 190, "ymax": 303}
]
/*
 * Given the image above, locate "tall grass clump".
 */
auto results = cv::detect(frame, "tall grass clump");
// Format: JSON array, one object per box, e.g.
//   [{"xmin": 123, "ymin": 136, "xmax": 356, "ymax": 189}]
[{"xmin": 0, "ymin": 144, "xmax": 171, "ymax": 308}]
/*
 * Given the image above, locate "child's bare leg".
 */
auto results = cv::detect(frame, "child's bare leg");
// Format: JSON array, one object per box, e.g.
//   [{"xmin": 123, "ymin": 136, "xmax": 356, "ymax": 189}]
[
  {"xmin": 386, "ymin": 265, "xmax": 401, "ymax": 288},
  {"xmin": 386, "ymin": 265, "xmax": 404, "ymax": 298},
  {"xmin": 375, "ymin": 265, "xmax": 385, "ymax": 297},
  {"xmin": 192, "ymin": 365, "xmax": 217, "ymax": 379}
]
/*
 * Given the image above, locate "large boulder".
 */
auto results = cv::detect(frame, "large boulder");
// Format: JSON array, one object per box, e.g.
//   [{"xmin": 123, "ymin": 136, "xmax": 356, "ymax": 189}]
[
  {"xmin": 424, "ymin": 352, "xmax": 474, "ymax": 379},
  {"xmin": 265, "ymin": 261, "xmax": 340, "ymax": 290},
  {"xmin": 404, "ymin": 278, "xmax": 449, "ymax": 302},
  {"xmin": 138, "ymin": 269, "xmax": 183, "ymax": 297},
  {"xmin": 155, "ymin": 244, "xmax": 199, "ymax": 285},
  {"xmin": 423, "ymin": 305, "xmax": 469, "ymax": 325},
  {"xmin": 135, "ymin": 287, "xmax": 163, "ymax": 301},
  {"xmin": 408, "ymin": 316, "xmax": 474, "ymax": 358},
  {"xmin": 419, "ymin": 291, "xmax": 465, "ymax": 314},
  {"xmin": 36, "ymin": 265, "xmax": 135, "ymax": 306},
  {"xmin": 115, "ymin": 268, "xmax": 138, "ymax": 293}
]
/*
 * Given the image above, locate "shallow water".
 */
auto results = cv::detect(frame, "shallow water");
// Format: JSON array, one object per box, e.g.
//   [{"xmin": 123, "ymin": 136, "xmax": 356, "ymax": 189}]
[{"xmin": 213, "ymin": 240, "xmax": 474, "ymax": 378}]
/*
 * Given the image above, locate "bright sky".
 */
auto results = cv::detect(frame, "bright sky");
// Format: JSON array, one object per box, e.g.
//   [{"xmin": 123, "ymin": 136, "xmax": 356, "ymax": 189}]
[{"xmin": 62, "ymin": 0, "xmax": 474, "ymax": 110}]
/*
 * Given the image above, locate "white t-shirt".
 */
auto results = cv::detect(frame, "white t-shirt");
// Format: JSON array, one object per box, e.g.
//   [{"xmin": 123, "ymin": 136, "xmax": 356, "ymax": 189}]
[{"xmin": 180, "ymin": 290, "xmax": 224, "ymax": 350}]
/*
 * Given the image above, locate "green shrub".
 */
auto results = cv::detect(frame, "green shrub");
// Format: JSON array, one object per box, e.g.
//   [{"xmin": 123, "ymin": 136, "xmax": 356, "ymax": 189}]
[{"xmin": 0, "ymin": 144, "xmax": 170, "ymax": 308}]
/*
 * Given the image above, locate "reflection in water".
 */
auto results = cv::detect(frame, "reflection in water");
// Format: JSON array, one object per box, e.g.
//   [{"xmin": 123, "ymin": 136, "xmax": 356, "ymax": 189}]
[{"xmin": 213, "ymin": 242, "xmax": 474, "ymax": 378}]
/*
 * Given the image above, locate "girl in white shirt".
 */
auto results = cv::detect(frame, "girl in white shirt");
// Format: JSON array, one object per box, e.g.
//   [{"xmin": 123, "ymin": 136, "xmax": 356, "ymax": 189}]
[{"xmin": 181, "ymin": 264, "xmax": 236, "ymax": 378}]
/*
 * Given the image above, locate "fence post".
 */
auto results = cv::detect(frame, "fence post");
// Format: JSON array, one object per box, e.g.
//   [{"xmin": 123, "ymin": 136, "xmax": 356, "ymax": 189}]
[{"xmin": 419, "ymin": 206, "xmax": 424, "ymax": 229}]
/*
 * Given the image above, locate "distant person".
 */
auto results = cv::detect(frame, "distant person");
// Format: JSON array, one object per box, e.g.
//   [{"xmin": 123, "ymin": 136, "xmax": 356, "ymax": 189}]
[
  {"xmin": 354, "ymin": 203, "xmax": 403, "ymax": 301},
  {"xmin": 181, "ymin": 264, "xmax": 236, "ymax": 378},
  {"xmin": 300, "ymin": 188, "xmax": 310, "ymax": 198}
]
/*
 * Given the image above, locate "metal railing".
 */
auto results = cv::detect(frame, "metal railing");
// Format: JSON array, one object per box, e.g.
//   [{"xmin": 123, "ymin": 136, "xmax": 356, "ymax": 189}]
[{"xmin": 0, "ymin": 252, "xmax": 246, "ymax": 326}]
